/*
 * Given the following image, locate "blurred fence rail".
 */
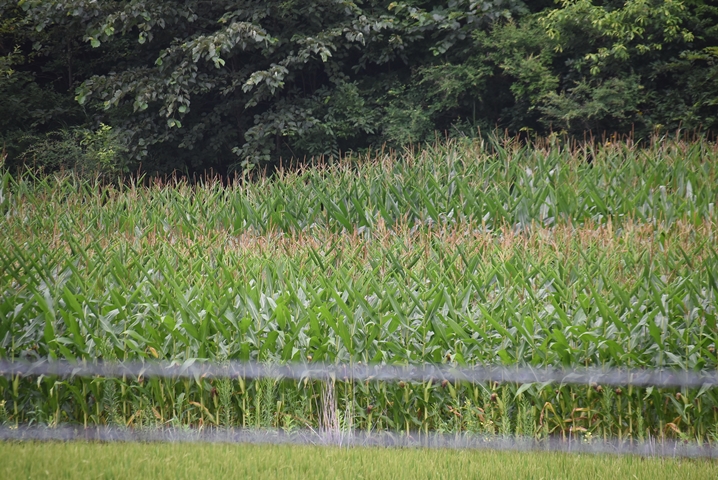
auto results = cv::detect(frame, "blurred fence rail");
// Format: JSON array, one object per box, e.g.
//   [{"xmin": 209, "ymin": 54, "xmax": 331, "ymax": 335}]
[
  {"xmin": 3, "ymin": 359, "xmax": 718, "ymax": 457},
  {"xmin": 0, "ymin": 425, "xmax": 716, "ymax": 458},
  {"xmin": 1, "ymin": 359, "xmax": 718, "ymax": 388}
]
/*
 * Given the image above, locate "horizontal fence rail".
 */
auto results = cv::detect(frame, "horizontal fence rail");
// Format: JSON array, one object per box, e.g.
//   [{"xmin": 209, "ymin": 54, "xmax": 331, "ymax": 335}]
[
  {"xmin": 1, "ymin": 425, "xmax": 717, "ymax": 459},
  {"xmin": 1, "ymin": 359, "xmax": 718, "ymax": 388},
  {"xmin": 3, "ymin": 360, "xmax": 718, "ymax": 457}
]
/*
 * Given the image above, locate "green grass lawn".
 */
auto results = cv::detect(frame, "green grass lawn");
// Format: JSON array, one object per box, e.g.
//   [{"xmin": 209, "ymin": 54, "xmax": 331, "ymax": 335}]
[{"xmin": 1, "ymin": 441, "xmax": 717, "ymax": 480}]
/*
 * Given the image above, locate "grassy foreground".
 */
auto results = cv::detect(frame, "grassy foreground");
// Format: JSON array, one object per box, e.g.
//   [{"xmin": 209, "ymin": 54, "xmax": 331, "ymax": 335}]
[
  {"xmin": 1, "ymin": 136, "xmax": 718, "ymax": 440},
  {"xmin": 0, "ymin": 441, "xmax": 716, "ymax": 480}
]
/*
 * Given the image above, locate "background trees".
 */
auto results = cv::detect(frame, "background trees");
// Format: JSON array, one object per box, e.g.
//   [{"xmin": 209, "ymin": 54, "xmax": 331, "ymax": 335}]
[{"xmin": 1, "ymin": 0, "xmax": 716, "ymax": 174}]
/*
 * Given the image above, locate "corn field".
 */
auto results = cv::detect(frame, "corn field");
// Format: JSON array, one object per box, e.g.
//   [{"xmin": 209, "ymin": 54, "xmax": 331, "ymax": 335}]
[{"xmin": 1, "ymin": 136, "xmax": 717, "ymax": 442}]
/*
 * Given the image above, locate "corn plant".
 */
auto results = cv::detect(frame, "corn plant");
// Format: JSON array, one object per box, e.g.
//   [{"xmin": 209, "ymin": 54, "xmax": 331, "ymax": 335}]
[{"xmin": 1, "ymin": 135, "xmax": 717, "ymax": 441}]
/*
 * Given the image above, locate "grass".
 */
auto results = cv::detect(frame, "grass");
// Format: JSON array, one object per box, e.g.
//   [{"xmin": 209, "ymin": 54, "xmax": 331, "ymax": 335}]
[
  {"xmin": 1, "ymin": 441, "xmax": 717, "ymax": 479},
  {"xmin": 0, "ymin": 135, "xmax": 717, "ymax": 441}
]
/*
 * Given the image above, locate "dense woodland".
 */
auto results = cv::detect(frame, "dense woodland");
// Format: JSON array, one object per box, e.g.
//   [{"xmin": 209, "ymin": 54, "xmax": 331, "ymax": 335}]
[{"xmin": 1, "ymin": 0, "xmax": 717, "ymax": 175}]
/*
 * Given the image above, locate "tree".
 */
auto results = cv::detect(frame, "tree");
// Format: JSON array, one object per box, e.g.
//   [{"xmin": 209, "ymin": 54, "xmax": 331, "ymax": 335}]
[
  {"xmin": 2, "ymin": 0, "xmax": 716, "ymax": 174},
  {"xmin": 7, "ymin": 1, "xmax": 529, "ymax": 172}
]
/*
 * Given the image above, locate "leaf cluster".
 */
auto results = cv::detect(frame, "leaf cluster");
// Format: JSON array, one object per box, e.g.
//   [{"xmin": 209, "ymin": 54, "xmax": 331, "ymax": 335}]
[{"xmin": 1, "ymin": 1, "xmax": 717, "ymax": 172}]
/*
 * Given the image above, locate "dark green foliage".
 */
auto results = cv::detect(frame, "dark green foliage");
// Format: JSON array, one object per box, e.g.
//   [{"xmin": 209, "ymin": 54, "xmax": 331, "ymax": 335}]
[
  {"xmin": 1, "ymin": 0, "xmax": 717, "ymax": 173},
  {"xmin": 18, "ymin": 124, "xmax": 130, "ymax": 178}
]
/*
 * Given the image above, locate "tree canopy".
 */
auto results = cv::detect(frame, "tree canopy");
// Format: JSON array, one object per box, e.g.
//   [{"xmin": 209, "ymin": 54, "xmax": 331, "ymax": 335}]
[{"xmin": 1, "ymin": 0, "xmax": 716, "ymax": 174}]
